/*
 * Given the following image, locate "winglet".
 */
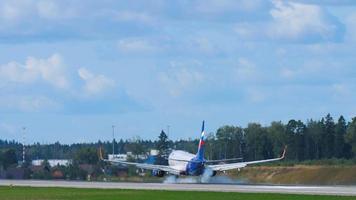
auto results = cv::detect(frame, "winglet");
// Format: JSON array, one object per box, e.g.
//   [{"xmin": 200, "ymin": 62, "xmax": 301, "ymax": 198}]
[
  {"xmin": 98, "ymin": 147, "xmax": 104, "ymax": 161},
  {"xmin": 280, "ymin": 145, "xmax": 287, "ymax": 159}
]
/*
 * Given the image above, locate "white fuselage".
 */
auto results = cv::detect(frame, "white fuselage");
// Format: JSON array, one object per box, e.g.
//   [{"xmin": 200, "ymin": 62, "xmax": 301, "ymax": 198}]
[{"xmin": 168, "ymin": 150, "xmax": 195, "ymax": 172}]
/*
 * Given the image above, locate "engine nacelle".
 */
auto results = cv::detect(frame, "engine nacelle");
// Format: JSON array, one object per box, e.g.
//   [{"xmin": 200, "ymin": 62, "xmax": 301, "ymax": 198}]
[
  {"xmin": 152, "ymin": 170, "xmax": 165, "ymax": 177},
  {"xmin": 211, "ymin": 170, "xmax": 217, "ymax": 177}
]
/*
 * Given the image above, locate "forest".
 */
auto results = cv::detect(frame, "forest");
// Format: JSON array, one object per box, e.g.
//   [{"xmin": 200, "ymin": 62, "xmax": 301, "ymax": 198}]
[{"xmin": 1, "ymin": 114, "xmax": 356, "ymax": 167}]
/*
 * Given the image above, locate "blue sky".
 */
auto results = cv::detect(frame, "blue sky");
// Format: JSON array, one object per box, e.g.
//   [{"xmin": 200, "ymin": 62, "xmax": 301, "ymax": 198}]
[{"xmin": 0, "ymin": 0, "xmax": 356, "ymax": 143}]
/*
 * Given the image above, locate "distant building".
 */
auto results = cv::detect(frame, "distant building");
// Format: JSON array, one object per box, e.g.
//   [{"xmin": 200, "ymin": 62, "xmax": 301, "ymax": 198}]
[
  {"xmin": 108, "ymin": 149, "xmax": 158, "ymax": 162},
  {"xmin": 150, "ymin": 149, "xmax": 159, "ymax": 156},
  {"xmin": 108, "ymin": 154, "xmax": 127, "ymax": 161},
  {"xmin": 31, "ymin": 159, "xmax": 72, "ymax": 167}
]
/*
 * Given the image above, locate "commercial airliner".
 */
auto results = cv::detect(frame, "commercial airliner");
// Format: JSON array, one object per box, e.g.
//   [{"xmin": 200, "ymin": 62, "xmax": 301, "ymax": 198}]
[{"xmin": 100, "ymin": 121, "xmax": 286, "ymax": 177}]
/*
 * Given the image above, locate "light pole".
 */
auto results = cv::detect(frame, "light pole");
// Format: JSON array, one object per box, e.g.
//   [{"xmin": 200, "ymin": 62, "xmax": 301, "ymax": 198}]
[
  {"xmin": 22, "ymin": 127, "xmax": 26, "ymax": 165},
  {"xmin": 167, "ymin": 125, "xmax": 170, "ymax": 138},
  {"xmin": 112, "ymin": 125, "xmax": 115, "ymax": 156}
]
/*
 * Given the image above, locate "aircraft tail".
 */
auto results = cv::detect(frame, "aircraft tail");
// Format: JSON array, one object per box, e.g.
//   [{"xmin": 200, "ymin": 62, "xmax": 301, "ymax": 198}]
[{"xmin": 196, "ymin": 121, "xmax": 206, "ymax": 160}]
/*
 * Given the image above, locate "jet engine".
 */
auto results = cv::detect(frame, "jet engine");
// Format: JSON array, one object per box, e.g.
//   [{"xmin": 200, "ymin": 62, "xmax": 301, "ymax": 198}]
[
  {"xmin": 211, "ymin": 170, "xmax": 217, "ymax": 177},
  {"xmin": 152, "ymin": 169, "xmax": 165, "ymax": 177}
]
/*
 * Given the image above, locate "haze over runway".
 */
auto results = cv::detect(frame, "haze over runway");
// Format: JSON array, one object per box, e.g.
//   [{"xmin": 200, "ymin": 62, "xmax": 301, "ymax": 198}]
[{"xmin": 1, "ymin": 180, "xmax": 356, "ymax": 196}]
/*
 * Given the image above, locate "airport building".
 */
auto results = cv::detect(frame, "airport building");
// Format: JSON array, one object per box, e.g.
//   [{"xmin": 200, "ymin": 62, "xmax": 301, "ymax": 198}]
[{"xmin": 31, "ymin": 159, "xmax": 72, "ymax": 167}]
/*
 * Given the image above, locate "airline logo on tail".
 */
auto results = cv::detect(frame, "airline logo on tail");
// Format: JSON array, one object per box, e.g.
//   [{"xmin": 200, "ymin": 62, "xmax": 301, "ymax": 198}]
[
  {"xmin": 196, "ymin": 120, "xmax": 206, "ymax": 160},
  {"xmin": 198, "ymin": 120, "xmax": 205, "ymax": 149}
]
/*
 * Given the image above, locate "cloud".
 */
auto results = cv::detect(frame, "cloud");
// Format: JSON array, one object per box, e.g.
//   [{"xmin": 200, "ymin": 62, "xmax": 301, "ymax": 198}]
[
  {"xmin": 113, "ymin": 10, "xmax": 155, "ymax": 25},
  {"xmin": 117, "ymin": 38, "xmax": 158, "ymax": 53},
  {"xmin": 37, "ymin": 1, "xmax": 60, "ymax": 19},
  {"xmin": 0, "ymin": 54, "xmax": 69, "ymax": 89},
  {"xmin": 78, "ymin": 68, "xmax": 115, "ymax": 96},
  {"xmin": 158, "ymin": 62, "xmax": 205, "ymax": 97},
  {"xmin": 195, "ymin": 0, "xmax": 265, "ymax": 14},
  {"xmin": 245, "ymin": 88, "xmax": 266, "ymax": 103},
  {"xmin": 234, "ymin": 58, "xmax": 258, "ymax": 81},
  {"xmin": 234, "ymin": 22, "xmax": 262, "ymax": 39},
  {"xmin": 280, "ymin": 60, "xmax": 325, "ymax": 79},
  {"xmin": 268, "ymin": 0, "xmax": 344, "ymax": 42},
  {"xmin": 192, "ymin": 37, "xmax": 218, "ymax": 54},
  {"xmin": 345, "ymin": 13, "xmax": 356, "ymax": 42},
  {"xmin": 291, "ymin": 0, "xmax": 356, "ymax": 6},
  {"xmin": 279, "ymin": 59, "xmax": 349, "ymax": 82},
  {"xmin": 234, "ymin": 0, "xmax": 344, "ymax": 43},
  {"xmin": 0, "ymin": 0, "xmax": 32, "ymax": 22},
  {"xmin": 0, "ymin": 95, "xmax": 61, "ymax": 112},
  {"xmin": 332, "ymin": 83, "xmax": 350, "ymax": 96},
  {"xmin": 0, "ymin": 0, "xmax": 75, "ymax": 22}
]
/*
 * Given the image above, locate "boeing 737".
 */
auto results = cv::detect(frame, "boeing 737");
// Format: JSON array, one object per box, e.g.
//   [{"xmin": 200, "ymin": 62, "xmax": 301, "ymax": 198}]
[{"xmin": 99, "ymin": 121, "xmax": 286, "ymax": 177}]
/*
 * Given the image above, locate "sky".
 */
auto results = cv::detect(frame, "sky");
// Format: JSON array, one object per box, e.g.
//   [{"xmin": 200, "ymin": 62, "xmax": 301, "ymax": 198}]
[{"xmin": 0, "ymin": 0, "xmax": 356, "ymax": 144}]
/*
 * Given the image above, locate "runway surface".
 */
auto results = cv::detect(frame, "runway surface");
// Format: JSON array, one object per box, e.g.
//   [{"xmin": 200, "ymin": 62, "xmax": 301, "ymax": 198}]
[{"xmin": 1, "ymin": 180, "xmax": 356, "ymax": 196}]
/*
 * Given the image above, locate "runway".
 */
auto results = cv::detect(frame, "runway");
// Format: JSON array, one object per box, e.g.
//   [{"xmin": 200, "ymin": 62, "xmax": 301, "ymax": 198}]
[{"xmin": 1, "ymin": 180, "xmax": 356, "ymax": 196}]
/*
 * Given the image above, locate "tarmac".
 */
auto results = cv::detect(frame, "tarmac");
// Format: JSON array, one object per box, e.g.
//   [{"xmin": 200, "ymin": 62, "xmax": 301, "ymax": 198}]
[{"xmin": 1, "ymin": 180, "xmax": 356, "ymax": 196}]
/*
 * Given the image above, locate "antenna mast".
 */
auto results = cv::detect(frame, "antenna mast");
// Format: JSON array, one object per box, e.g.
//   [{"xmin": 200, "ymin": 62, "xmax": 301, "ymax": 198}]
[
  {"xmin": 22, "ymin": 127, "xmax": 26, "ymax": 165},
  {"xmin": 112, "ymin": 125, "xmax": 115, "ymax": 156}
]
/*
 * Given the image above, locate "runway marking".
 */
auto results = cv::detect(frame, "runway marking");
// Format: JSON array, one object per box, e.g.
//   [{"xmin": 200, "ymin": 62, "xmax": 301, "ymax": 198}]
[{"xmin": 1, "ymin": 180, "xmax": 356, "ymax": 196}]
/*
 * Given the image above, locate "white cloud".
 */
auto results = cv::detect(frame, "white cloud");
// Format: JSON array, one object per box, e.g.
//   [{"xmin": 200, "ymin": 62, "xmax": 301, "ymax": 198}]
[
  {"xmin": 113, "ymin": 10, "xmax": 155, "ymax": 25},
  {"xmin": 0, "ymin": 0, "xmax": 32, "ymax": 22},
  {"xmin": 158, "ymin": 63, "xmax": 204, "ymax": 97},
  {"xmin": 117, "ymin": 38, "xmax": 158, "ymax": 53},
  {"xmin": 268, "ymin": 0, "xmax": 340, "ymax": 41},
  {"xmin": 78, "ymin": 68, "xmax": 115, "ymax": 95},
  {"xmin": 193, "ymin": 37, "xmax": 217, "ymax": 54},
  {"xmin": 0, "ymin": 95, "xmax": 61, "ymax": 112},
  {"xmin": 345, "ymin": 13, "xmax": 356, "ymax": 43},
  {"xmin": 280, "ymin": 67, "xmax": 296, "ymax": 79},
  {"xmin": 0, "ymin": 0, "xmax": 76, "ymax": 23},
  {"xmin": 332, "ymin": 83, "xmax": 350, "ymax": 96},
  {"xmin": 0, "ymin": 54, "xmax": 69, "ymax": 89},
  {"xmin": 245, "ymin": 88, "xmax": 266, "ymax": 103},
  {"xmin": 37, "ymin": 1, "xmax": 66, "ymax": 19},
  {"xmin": 234, "ymin": 22, "xmax": 262, "ymax": 39},
  {"xmin": 235, "ymin": 58, "xmax": 258, "ymax": 81},
  {"xmin": 195, "ymin": 0, "xmax": 264, "ymax": 13},
  {"xmin": 280, "ymin": 60, "xmax": 341, "ymax": 80},
  {"xmin": 291, "ymin": 0, "xmax": 356, "ymax": 6}
]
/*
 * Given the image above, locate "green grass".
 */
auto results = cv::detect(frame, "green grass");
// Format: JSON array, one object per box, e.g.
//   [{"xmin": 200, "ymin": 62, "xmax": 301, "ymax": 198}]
[{"xmin": 0, "ymin": 186, "xmax": 354, "ymax": 200}]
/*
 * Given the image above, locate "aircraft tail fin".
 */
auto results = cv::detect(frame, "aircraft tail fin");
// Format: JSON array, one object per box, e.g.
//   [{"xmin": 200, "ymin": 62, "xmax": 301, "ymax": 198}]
[{"xmin": 196, "ymin": 120, "xmax": 206, "ymax": 160}]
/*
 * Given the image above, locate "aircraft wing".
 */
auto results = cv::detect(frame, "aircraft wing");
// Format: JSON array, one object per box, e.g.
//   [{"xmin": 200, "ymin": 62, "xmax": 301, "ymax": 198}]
[
  {"xmin": 206, "ymin": 147, "xmax": 286, "ymax": 171},
  {"xmin": 99, "ymin": 149, "xmax": 181, "ymax": 175},
  {"xmin": 205, "ymin": 157, "xmax": 243, "ymax": 164}
]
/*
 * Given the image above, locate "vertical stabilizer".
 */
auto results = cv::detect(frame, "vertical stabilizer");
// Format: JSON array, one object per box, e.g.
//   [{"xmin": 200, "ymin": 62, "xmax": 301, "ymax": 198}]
[{"xmin": 196, "ymin": 121, "xmax": 206, "ymax": 160}]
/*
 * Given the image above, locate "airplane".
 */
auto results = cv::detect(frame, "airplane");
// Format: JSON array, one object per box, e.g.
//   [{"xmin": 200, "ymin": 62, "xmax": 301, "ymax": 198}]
[{"xmin": 99, "ymin": 121, "xmax": 286, "ymax": 177}]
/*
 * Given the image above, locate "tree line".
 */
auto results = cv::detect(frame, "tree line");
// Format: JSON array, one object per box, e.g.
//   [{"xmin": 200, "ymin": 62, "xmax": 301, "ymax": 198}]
[{"xmin": 2, "ymin": 114, "xmax": 356, "ymax": 167}]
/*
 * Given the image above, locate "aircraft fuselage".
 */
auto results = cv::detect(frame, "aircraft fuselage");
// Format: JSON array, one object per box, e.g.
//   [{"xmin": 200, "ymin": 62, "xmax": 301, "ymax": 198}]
[{"xmin": 168, "ymin": 150, "xmax": 205, "ymax": 176}]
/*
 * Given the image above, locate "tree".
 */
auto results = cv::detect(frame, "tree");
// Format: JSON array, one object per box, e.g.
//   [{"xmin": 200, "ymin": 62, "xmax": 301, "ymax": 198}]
[
  {"xmin": 204, "ymin": 132, "xmax": 215, "ymax": 160},
  {"xmin": 125, "ymin": 136, "xmax": 145, "ymax": 159},
  {"xmin": 74, "ymin": 147, "xmax": 99, "ymax": 165},
  {"xmin": 216, "ymin": 126, "xmax": 244, "ymax": 159},
  {"xmin": 0, "ymin": 151, "xmax": 3, "ymax": 169},
  {"xmin": 156, "ymin": 130, "xmax": 170, "ymax": 164},
  {"xmin": 346, "ymin": 117, "xmax": 356, "ymax": 157},
  {"xmin": 285, "ymin": 120, "xmax": 306, "ymax": 161},
  {"xmin": 323, "ymin": 114, "xmax": 335, "ymax": 158},
  {"xmin": 1, "ymin": 149, "xmax": 18, "ymax": 169},
  {"xmin": 334, "ymin": 116, "xmax": 347, "ymax": 158},
  {"xmin": 268, "ymin": 121, "xmax": 287, "ymax": 158},
  {"xmin": 306, "ymin": 119, "xmax": 324, "ymax": 159},
  {"xmin": 244, "ymin": 123, "xmax": 273, "ymax": 160}
]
